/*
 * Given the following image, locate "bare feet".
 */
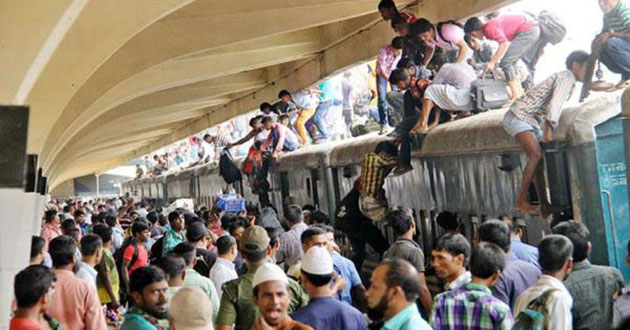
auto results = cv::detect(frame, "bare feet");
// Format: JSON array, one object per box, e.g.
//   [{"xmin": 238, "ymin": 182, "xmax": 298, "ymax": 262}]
[{"xmin": 515, "ymin": 201, "xmax": 539, "ymax": 215}]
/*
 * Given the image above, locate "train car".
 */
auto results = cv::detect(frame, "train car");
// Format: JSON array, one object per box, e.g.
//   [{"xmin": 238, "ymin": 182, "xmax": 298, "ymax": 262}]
[{"xmin": 122, "ymin": 91, "xmax": 630, "ymax": 280}]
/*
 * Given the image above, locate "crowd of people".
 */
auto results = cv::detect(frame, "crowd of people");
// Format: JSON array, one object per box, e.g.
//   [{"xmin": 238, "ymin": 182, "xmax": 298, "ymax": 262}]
[
  {"xmin": 11, "ymin": 0, "xmax": 630, "ymax": 329},
  {"xmin": 11, "ymin": 193, "xmax": 630, "ymax": 330}
]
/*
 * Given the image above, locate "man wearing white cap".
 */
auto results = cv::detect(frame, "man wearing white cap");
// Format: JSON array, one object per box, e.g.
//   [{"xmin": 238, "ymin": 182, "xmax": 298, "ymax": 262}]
[
  {"xmin": 291, "ymin": 246, "xmax": 368, "ymax": 330},
  {"xmin": 217, "ymin": 226, "xmax": 308, "ymax": 330},
  {"xmin": 252, "ymin": 263, "xmax": 313, "ymax": 330},
  {"xmin": 169, "ymin": 287, "xmax": 214, "ymax": 330}
]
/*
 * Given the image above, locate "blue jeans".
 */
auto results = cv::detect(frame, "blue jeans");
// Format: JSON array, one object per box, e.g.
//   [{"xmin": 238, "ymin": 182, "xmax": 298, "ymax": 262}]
[
  {"xmin": 377, "ymin": 75, "xmax": 390, "ymax": 125},
  {"xmin": 271, "ymin": 129, "xmax": 298, "ymax": 152},
  {"xmin": 600, "ymin": 37, "xmax": 630, "ymax": 80}
]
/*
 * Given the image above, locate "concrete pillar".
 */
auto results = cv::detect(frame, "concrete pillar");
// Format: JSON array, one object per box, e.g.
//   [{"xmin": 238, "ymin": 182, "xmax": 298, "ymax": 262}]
[{"xmin": 0, "ymin": 106, "xmax": 33, "ymax": 329}]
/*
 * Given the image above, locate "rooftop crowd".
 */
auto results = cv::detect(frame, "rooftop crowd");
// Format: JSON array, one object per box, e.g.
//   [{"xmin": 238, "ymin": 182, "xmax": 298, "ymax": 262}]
[{"xmin": 11, "ymin": 0, "xmax": 630, "ymax": 329}]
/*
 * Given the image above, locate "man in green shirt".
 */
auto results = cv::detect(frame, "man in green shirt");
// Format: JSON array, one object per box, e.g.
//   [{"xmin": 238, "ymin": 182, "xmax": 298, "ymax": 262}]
[
  {"xmin": 163, "ymin": 211, "xmax": 185, "ymax": 253},
  {"xmin": 216, "ymin": 225, "xmax": 309, "ymax": 330},
  {"xmin": 120, "ymin": 266, "xmax": 169, "ymax": 330}
]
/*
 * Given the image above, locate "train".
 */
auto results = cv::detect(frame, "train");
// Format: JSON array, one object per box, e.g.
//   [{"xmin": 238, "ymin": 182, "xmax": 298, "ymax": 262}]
[{"xmin": 122, "ymin": 90, "xmax": 630, "ymax": 281}]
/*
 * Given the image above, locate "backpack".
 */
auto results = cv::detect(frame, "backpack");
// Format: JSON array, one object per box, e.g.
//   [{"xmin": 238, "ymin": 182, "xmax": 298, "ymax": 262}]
[
  {"xmin": 114, "ymin": 237, "xmax": 139, "ymax": 275},
  {"xmin": 149, "ymin": 236, "xmax": 166, "ymax": 263},
  {"xmin": 536, "ymin": 11, "xmax": 566, "ymax": 45},
  {"xmin": 219, "ymin": 149, "xmax": 242, "ymax": 184},
  {"xmin": 436, "ymin": 20, "xmax": 464, "ymax": 46},
  {"xmin": 512, "ymin": 289, "xmax": 559, "ymax": 330}
]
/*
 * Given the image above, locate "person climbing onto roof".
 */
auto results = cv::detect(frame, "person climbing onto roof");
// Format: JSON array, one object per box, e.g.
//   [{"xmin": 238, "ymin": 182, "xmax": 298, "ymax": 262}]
[
  {"xmin": 359, "ymin": 141, "xmax": 399, "ymax": 222},
  {"xmin": 503, "ymin": 50, "xmax": 589, "ymax": 217},
  {"xmin": 411, "ymin": 18, "xmax": 470, "ymax": 66},
  {"xmin": 261, "ymin": 116, "xmax": 299, "ymax": 158}
]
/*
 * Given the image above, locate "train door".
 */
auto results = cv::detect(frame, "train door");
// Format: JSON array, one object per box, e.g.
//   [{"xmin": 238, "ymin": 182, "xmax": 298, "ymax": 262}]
[{"xmin": 595, "ymin": 117, "xmax": 630, "ymax": 280}]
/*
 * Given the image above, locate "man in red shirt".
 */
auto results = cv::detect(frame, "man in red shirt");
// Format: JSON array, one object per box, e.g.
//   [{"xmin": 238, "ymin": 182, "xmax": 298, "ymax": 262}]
[
  {"xmin": 465, "ymin": 14, "xmax": 540, "ymax": 101},
  {"xmin": 10, "ymin": 265, "xmax": 58, "ymax": 330},
  {"xmin": 121, "ymin": 221, "xmax": 151, "ymax": 298}
]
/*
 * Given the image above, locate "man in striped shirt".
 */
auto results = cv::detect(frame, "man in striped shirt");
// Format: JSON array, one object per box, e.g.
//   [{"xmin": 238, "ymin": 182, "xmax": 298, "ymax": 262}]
[
  {"xmin": 502, "ymin": 51, "xmax": 589, "ymax": 218},
  {"xmin": 431, "ymin": 242, "xmax": 514, "ymax": 330},
  {"xmin": 598, "ymin": 0, "xmax": 630, "ymax": 87}
]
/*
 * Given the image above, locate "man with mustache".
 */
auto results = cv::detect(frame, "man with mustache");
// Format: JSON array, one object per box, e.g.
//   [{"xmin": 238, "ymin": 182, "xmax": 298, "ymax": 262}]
[
  {"xmin": 120, "ymin": 266, "xmax": 169, "ymax": 330},
  {"xmin": 366, "ymin": 258, "xmax": 431, "ymax": 329}
]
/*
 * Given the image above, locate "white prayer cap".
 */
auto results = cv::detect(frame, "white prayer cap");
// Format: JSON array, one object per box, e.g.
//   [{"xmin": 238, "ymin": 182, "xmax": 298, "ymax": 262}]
[
  {"xmin": 252, "ymin": 262, "xmax": 289, "ymax": 288},
  {"xmin": 301, "ymin": 246, "xmax": 333, "ymax": 275}
]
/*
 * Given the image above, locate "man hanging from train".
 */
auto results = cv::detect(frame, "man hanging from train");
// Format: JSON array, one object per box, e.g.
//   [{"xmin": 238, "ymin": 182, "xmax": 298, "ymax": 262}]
[
  {"xmin": 503, "ymin": 50, "xmax": 589, "ymax": 218},
  {"xmin": 596, "ymin": 0, "xmax": 630, "ymax": 89}
]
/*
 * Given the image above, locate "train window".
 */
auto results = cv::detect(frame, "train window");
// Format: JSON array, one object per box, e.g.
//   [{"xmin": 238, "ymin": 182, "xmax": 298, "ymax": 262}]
[
  {"xmin": 280, "ymin": 172, "xmax": 289, "ymax": 204},
  {"xmin": 342, "ymin": 166, "xmax": 356, "ymax": 178},
  {"xmin": 310, "ymin": 169, "xmax": 320, "ymax": 207},
  {"xmin": 332, "ymin": 168, "xmax": 341, "ymax": 203},
  {"xmin": 306, "ymin": 178, "xmax": 312, "ymax": 198}
]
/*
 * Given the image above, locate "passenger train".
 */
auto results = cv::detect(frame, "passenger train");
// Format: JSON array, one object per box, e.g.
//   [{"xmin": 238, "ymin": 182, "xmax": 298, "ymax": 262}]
[{"xmin": 122, "ymin": 90, "xmax": 630, "ymax": 281}]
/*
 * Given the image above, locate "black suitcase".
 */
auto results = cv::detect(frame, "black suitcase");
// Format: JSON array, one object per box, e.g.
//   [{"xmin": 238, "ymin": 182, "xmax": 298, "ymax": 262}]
[{"xmin": 471, "ymin": 71, "xmax": 509, "ymax": 111}]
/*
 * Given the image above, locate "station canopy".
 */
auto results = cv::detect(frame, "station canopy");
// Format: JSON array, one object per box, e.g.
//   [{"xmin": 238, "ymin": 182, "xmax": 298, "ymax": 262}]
[{"xmin": 1, "ymin": 0, "xmax": 512, "ymax": 189}]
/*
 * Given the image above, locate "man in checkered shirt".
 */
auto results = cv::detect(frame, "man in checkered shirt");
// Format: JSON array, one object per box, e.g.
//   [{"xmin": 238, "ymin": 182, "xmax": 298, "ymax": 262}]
[{"xmin": 502, "ymin": 51, "xmax": 589, "ymax": 218}]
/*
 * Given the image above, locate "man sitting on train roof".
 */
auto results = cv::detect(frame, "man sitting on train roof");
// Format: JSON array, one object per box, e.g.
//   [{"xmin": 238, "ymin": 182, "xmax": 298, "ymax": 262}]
[
  {"xmin": 503, "ymin": 50, "xmax": 589, "ymax": 217},
  {"xmin": 358, "ymin": 141, "xmax": 399, "ymax": 222},
  {"xmin": 409, "ymin": 53, "xmax": 478, "ymax": 134},
  {"xmin": 596, "ymin": 0, "xmax": 630, "ymax": 89},
  {"xmin": 260, "ymin": 116, "xmax": 300, "ymax": 159}
]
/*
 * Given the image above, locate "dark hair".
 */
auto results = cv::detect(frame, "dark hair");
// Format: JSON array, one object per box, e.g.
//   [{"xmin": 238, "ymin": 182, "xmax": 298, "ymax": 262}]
[
  {"xmin": 301, "ymin": 227, "xmax": 326, "ymax": 245},
  {"xmin": 278, "ymin": 90, "xmax": 291, "ymax": 99},
  {"xmin": 45, "ymin": 210, "xmax": 58, "ymax": 223},
  {"xmin": 146, "ymin": 211, "xmax": 158, "ymax": 224},
  {"xmin": 463, "ymin": 33, "xmax": 473, "ymax": 47},
  {"xmin": 80, "ymin": 234, "xmax": 103, "ymax": 256},
  {"xmin": 411, "ymin": 18, "xmax": 434, "ymax": 35},
  {"xmin": 436, "ymin": 211, "xmax": 459, "ymax": 231},
  {"xmin": 241, "ymin": 245, "xmax": 267, "ymax": 263},
  {"xmin": 464, "ymin": 17, "xmax": 483, "ymax": 34},
  {"xmin": 60, "ymin": 219, "xmax": 76, "ymax": 235},
  {"xmin": 285, "ymin": 204, "xmax": 304, "ymax": 225},
  {"xmin": 378, "ymin": 0, "xmax": 396, "ymax": 10},
  {"xmin": 434, "ymin": 233, "xmax": 471, "ymax": 265},
  {"xmin": 140, "ymin": 201, "xmax": 148, "ymax": 208},
  {"xmin": 538, "ymin": 234, "xmax": 574, "ymax": 273},
  {"xmin": 168, "ymin": 211, "xmax": 182, "ymax": 223},
  {"xmin": 229, "ymin": 218, "xmax": 246, "ymax": 234},
  {"xmin": 389, "ymin": 69, "xmax": 410, "ymax": 85},
  {"xmin": 310, "ymin": 211, "xmax": 330, "ymax": 225},
  {"xmin": 302, "ymin": 204, "xmax": 316, "ymax": 212},
  {"xmin": 173, "ymin": 242, "xmax": 196, "ymax": 266},
  {"xmin": 217, "ymin": 236, "xmax": 237, "ymax": 255},
  {"xmin": 302, "ymin": 270, "xmax": 333, "ymax": 286},
  {"xmin": 156, "ymin": 254, "xmax": 186, "ymax": 279},
  {"xmin": 260, "ymin": 102, "xmax": 273, "ymax": 112},
  {"xmin": 478, "ymin": 220, "xmax": 511, "ymax": 253},
  {"xmin": 131, "ymin": 221, "xmax": 150, "ymax": 236},
  {"xmin": 185, "ymin": 221, "xmax": 207, "ymax": 243},
  {"xmin": 374, "ymin": 141, "xmax": 399, "ymax": 157},
  {"xmin": 14, "ymin": 265, "xmax": 56, "ymax": 308},
  {"xmin": 49, "ymin": 235, "xmax": 77, "ymax": 268},
  {"xmin": 250, "ymin": 116, "xmax": 262, "ymax": 127},
  {"xmin": 386, "ymin": 209, "xmax": 414, "ymax": 237},
  {"xmin": 381, "ymin": 258, "xmax": 421, "ymax": 302},
  {"xmin": 129, "ymin": 266, "xmax": 166, "ymax": 294},
  {"xmin": 63, "ymin": 205, "xmax": 71, "ymax": 213},
  {"xmin": 261, "ymin": 116, "xmax": 274, "ymax": 125},
  {"xmin": 92, "ymin": 224, "xmax": 113, "ymax": 244},
  {"xmin": 278, "ymin": 114, "xmax": 290, "ymax": 122},
  {"xmin": 391, "ymin": 36, "xmax": 405, "ymax": 49},
  {"xmin": 552, "ymin": 220, "xmax": 590, "ymax": 262},
  {"xmin": 265, "ymin": 227, "xmax": 281, "ymax": 248},
  {"xmin": 31, "ymin": 236, "xmax": 46, "ymax": 259},
  {"xmin": 565, "ymin": 50, "xmax": 590, "ymax": 70},
  {"xmin": 391, "ymin": 14, "xmax": 408, "ymax": 29},
  {"xmin": 220, "ymin": 214, "xmax": 235, "ymax": 230},
  {"xmin": 397, "ymin": 58, "xmax": 416, "ymax": 69},
  {"xmin": 105, "ymin": 214, "xmax": 117, "ymax": 227},
  {"xmin": 74, "ymin": 209, "xmax": 85, "ymax": 218},
  {"xmin": 470, "ymin": 242, "xmax": 505, "ymax": 279}
]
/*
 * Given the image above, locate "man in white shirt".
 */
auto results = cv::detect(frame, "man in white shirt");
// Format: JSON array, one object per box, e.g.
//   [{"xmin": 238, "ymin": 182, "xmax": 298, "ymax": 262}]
[
  {"xmin": 514, "ymin": 234, "xmax": 574, "ymax": 330},
  {"xmin": 75, "ymin": 234, "xmax": 103, "ymax": 288},
  {"xmin": 209, "ymin": 235, "xmax": 239, "ymax": 298}
]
